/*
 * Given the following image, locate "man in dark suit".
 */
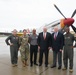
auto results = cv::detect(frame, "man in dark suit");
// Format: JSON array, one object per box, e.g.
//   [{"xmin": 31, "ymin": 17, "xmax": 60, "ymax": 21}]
[
  {"xmin": 51, "ymin": 27, "xmax": 64, "ymax": 69},
  {"xmin": 38, "ymin": 27, "xmax": 52, "ymax": 67}
]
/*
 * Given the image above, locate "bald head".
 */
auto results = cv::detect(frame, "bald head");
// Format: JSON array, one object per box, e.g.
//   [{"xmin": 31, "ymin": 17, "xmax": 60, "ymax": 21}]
[
  {"xmin": 43, "ymin": 27, "xmax": 47, "ymax": 32},
  {"xmin": 32, "ymin": 29, "xmax": 36, "ymax": 34},
  {"xmin": 54, "ymin": 27, "xmax": 58, "ymax": 32}
]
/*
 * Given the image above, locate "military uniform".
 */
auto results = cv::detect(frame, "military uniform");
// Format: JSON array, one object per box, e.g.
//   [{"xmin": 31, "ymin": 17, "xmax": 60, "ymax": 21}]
[
  {"xmin": 5, "ymin": 35, "xmax": 19, "ymax": 65},
  {"xmin": 19, "ymin": 35, "xmax": 29, "ymax": 66},
  {"xmin": 63, "ymin": 32, "xmax": 76, "ymax": 69}
]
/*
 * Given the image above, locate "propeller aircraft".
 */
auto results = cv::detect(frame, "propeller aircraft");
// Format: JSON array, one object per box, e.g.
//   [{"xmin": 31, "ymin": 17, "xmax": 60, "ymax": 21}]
[
  {"xmin": 0, "ymin": 4, "xmax": 76, "ymax": 36},
  {"xmin": 39, "ymin": 4, "xmax": 76, "ymax": 33}
]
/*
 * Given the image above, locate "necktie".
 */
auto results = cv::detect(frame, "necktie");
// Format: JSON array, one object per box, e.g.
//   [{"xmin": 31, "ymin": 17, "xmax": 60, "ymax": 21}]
[
  {"xmin": 44, "ymin": 33, "xmax": 46, "ymax": 39},
  {"xmin": 54, "ymin": 33, "xmax": 56, "ymax": 40}
]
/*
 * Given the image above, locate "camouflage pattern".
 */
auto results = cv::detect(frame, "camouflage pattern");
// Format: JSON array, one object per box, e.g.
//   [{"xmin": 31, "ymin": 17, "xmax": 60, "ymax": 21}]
[{"xmin": 19, "ymin": 35, "xmax": 29, "ymax": 61}]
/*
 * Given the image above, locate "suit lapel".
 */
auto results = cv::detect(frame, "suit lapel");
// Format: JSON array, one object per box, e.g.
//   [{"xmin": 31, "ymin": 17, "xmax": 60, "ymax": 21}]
[
  {"xmin": 56, "ymin": 32, "xmax": 59, "ymax": 39},
  {"xmin": 45, "ymin": 32, "xmax": 47, "ymax": 39},
  {"xmin": 42, "ymin": 32, "xmax": 44, "ymax": 39},
  {"xmin": 53, "ymin": 33, "xmax": 54, "ymax": 39}
]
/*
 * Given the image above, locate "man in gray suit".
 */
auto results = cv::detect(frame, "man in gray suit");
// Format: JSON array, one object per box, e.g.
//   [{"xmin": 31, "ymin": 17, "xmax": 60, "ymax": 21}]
[{"xmin": 51, "ymin": 27, "xmax": 64, "ymax": 69}]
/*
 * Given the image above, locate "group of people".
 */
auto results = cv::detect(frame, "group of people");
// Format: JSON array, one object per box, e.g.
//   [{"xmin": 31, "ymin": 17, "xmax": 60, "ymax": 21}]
[{"xmin": 5, "ymin": 26, "xmax": 76, "ymax": 73}]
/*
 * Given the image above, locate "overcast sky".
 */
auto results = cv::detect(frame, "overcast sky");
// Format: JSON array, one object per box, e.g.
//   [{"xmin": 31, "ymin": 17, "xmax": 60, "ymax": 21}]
[{"xmin": 0, "ymin": 0, "xmax": 76, "ymax": 32}]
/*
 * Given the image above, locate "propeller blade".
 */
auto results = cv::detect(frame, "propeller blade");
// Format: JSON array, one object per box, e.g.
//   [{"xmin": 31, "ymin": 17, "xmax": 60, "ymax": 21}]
[
  {"xmin": 54, "ymin": 4, "xmax": 66, "ymax": 19},
  {"xmin": 71, "ymin": 9, "xmax": 76, "ymax": 18},
  {"xmin": 71, "ymin": 25, "xmax": 76, "ymax": 33}
]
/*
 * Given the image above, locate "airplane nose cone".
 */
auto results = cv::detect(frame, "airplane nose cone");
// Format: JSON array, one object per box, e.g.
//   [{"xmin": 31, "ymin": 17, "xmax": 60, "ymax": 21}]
[{"xmin": 64, "ymin": 18, "xmax": 74, "ymax": 26}]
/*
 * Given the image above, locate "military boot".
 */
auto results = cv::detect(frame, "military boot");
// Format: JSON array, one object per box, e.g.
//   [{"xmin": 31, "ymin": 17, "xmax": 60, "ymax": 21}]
[
  {"xmin": 22, "ymin": 60, "xmax": 26, "ymax": 67},
  {"xmin": 25, "ymin": 60, "xmax": 29, "ymax": 66}
]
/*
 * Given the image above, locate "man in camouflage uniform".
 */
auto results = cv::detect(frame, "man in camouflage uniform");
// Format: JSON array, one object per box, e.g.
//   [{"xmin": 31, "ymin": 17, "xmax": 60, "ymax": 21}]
[
  {"xmin": 5, "ymin": 29, "xmax": 19, "ymax": 67},
  {"xmin": 19, "ymin": 29, "xmax": 29, "ymax": 67},
  {"xmin": 63, "ymin": 27, "xmax": 76, "ymax": 72}
]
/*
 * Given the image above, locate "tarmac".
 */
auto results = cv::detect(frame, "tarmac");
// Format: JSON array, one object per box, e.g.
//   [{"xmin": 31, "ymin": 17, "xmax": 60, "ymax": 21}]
[{"xmin": 0, "ymin": 37, "xmax": 76, "ymax": 75}]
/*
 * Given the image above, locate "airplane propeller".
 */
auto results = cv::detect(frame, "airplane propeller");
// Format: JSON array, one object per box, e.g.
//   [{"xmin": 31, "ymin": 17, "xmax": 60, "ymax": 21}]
[
  {"xmin": 54, "ymin": 4, "xmax": 76, "ymax": 33},
  {"xmin": 54, "ymin": 4, "xmax": 66, "ymax": 19},
  {"xmin": 71, "ymin": 9, "xmax": 76, "ymax": 18},
  {"xmin": 71, "ymin": 25, "xmax": 76, "ymax": 33},
  {"xmin": 71, "ymin": 9, "xmax": 76, "ymax": 33}
]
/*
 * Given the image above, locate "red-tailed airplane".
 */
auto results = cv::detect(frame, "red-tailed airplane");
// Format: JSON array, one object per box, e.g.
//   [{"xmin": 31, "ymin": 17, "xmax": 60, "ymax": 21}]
[{"xmin": 42, "ymin": 4, "xmax": 76, "ymax": 33}]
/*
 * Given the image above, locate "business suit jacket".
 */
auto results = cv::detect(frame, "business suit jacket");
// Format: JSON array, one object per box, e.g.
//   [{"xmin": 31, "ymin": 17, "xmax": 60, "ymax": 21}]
[
  {"xmin": 52, "ymin": 32, "xmax": 64, "ymax": 52},
  {"xmin": 38, "ymin": 32, "xmax": 52, "ymax": 50}
]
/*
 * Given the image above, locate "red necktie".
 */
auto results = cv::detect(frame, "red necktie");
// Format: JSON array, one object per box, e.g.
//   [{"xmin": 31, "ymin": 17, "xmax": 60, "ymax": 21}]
[
  {"xmin": 54, "ymin": 33, "xmax": 56, "ymax": 40},
  {"xmin": 44, "ymin": 33, "xmax": 46, "ymax": 39}
]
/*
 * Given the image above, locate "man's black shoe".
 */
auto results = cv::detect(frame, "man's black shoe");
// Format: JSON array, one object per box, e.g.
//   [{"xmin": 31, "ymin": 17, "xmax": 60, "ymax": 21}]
[
  {"xmin": 39, "ymin": 64, "xmax": 42, "ymax": 66},
  {"xmin": 51, "ymin": 65, "xmax": 56, "ymax": 68},
  {"xmin": 30, "ymin": 64, "xmax": 33, "ymax": 67},
  {"xmin": 45, "ymin": 65, "xmax": 48, "ymax": 67},
  {"xmin": 34, "ymin": 63, "xmax": 38, "ymax": 66},
  {"xmin": 58, "ymin": 66, "xmax": 61, "ymax": 69}
]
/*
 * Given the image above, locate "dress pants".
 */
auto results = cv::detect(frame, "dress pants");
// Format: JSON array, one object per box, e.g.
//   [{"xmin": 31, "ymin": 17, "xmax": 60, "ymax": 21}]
[
  {"xmin": 39, "ymin": 49, "xmax": 49, "ymax": 65},
  {"xmin": 53, "ymin": 51, "xmax": 62, "ymax": 67},
  {"xmin": 30, "ymin": 45, "xmax": 38, "ymax": 65}
]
